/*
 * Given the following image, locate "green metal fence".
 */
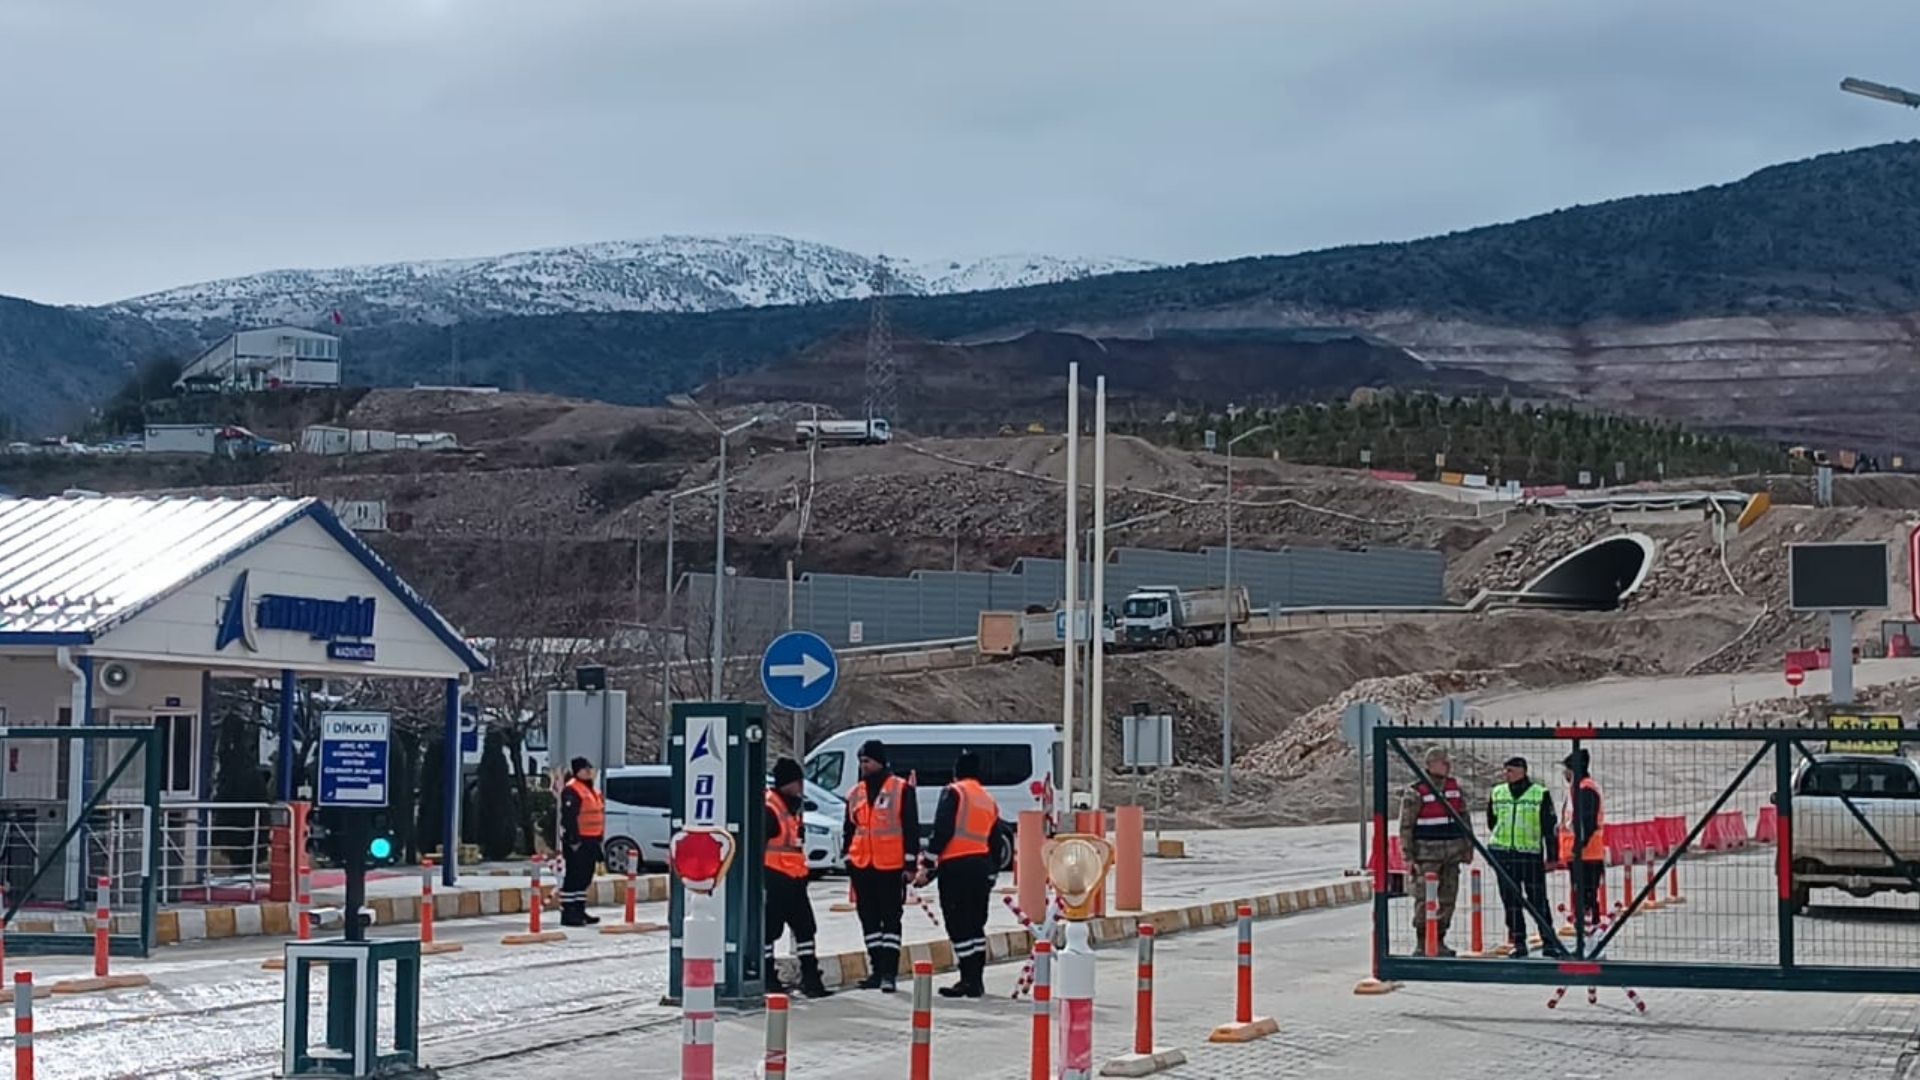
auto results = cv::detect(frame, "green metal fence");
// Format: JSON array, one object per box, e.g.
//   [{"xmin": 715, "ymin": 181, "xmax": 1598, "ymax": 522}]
[
  {"xmin": 1374, "ymin": 723, "xmax": 1920, "ymax": 994},
  {"xmin": 0, "ymin": 726, "xmax": 162, "ymax": 957}
]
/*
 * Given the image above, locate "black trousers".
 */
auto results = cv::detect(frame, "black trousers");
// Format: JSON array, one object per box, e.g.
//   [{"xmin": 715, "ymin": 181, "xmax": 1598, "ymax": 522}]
[
  {"xmin": 850, "ymin": 866, "xmax": 906, "ymax": 977},
  {"xmin": 936, "ymin": 856, "xmax": 993, "ymax": 980},
  {"xmin": 1490, "ymin": 850, "xmax": 1555, "ymax": 945},
  {"xmin": 1573, "ymin": 859, "xmax": 1605, "ymax": 926},
  {"xmin": 560, "ymin": 838, "xmax": 601, "ymax": 908},
  {"xmin": 765, "ymin": 872, "xmax": 819, "ymax": 956}
]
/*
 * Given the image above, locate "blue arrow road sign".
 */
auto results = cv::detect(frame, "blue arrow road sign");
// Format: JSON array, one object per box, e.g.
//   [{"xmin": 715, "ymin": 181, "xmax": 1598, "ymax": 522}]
[{"xmin": 761, "ymin": 631, "xmax": 839, "ymax": 712}]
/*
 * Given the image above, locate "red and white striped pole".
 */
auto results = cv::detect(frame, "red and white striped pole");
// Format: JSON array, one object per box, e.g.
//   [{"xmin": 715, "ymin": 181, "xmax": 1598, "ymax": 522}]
[
  {"xmin": 1029, "ymin": 940, "xmax": 1052, "ymax": 1080},
  {"xmin": 682, "ymin": 914, "xmax": 718, "ymax": 1080},
  {"xmin": 529, "ymin": 862, "xmax": 546, "ymax": 935},
  {"xmin": 1134, "ymin": 925, "xmax": 1157, "ymax": 1054},
  {"xmin": 625, "ymin": 868, "xmax": 639, "ymax": 926},
  {"xmin": 13, "ymin": 972, "xmax": 31, "ymax": 1080},
  {"xmin": 1423, "ymin": 873, "xmax": 1439, "ymax": 958},
  {"xmin": 910, "ymin": 960, "xmax": 933, "ymax": 1080},
  {"xmin": 421, "ymin": 861, "xmax": 437, "ymax": 945},
  {"xmin": 1209, "ymin": 905, "xmax": 1277, "ymax": 1042},
  {"xmin": 93, "ymin": 875, "xmax": 112, "ymax": 978},
  {"xmin": 1235, "ymin": 906, "xmax": 1253, "ymax": 1023},
  {"xmin": 296, "ymin": 856, "xmax": 312, "ymax": 942},
  {"xmin": 764, "ymin": 993, "xmax": 790, "ymax": 1078},
  {"xmin": 1467, "ymin": 868, "xmax": 1484, "ymax": 957},
  {"xmin": 1060, "ymin": 917, "xmax": 1095, "ymax": 1079}
]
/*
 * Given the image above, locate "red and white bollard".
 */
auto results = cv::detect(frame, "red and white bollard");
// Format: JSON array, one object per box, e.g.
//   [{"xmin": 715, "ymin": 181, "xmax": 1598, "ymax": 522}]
[
  {"xmin": 1102, "ymin": 923, "xmax": 1187, "ymax": 1074},
  {"xmin": 1467, "ymin": 868, "xmax": 1485, "ymax": 957},
  {"xmin": 502, "ymin": 861, "xmax": 566, "ymax": 945},
  {"xmin": 1208, "ymin": 905, "xmax": 1277, "ymax": 1043},
  {"xmin": 1423, "ymin": 872, "xmax": 1440, "ymax": 958},
  {"xmin": 1667, "ymin": 863, "xmax": 1686, "ymax": 905},
  {"xmin": 764, "ymin": 993, "xmax": 790, "ymax": 1078},
  {"xmin": 420, "ymin": 856, "xmax": 463, "ymax": 954},
  {"xmin": 55, "ymin": 879, "xmax": 148, "ymax": 993},
  {"xmin": 602, "ymin": 867, "xmax": 664, "ymax": 935},
  {"xmin": 1029, "ymin": 940, "xmax": 1052, "ymax": 1080},
  {"xmin": 910, "ymin": 960, "xmax": 933, "ymax": 1080},
  {"xmin": 297, "ymin": 857, "xmax": 313, "ymax": 942},
  {"xmin": 14, "ymin": 972, "xmax": 32, "ymax": 1080}
]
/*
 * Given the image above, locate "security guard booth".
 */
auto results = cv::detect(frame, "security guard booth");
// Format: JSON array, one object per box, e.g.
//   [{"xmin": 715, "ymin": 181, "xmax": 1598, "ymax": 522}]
[{"xmin": 666, "ymin": 702, "xmax": 767, "ymax": 1007}]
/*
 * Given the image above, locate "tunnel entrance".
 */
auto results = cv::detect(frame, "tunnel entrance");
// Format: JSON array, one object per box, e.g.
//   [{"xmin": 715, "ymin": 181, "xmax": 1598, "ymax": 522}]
[{"xmin": 1518, "ymin": 533, "xmax": 1657, "ymax": 611}]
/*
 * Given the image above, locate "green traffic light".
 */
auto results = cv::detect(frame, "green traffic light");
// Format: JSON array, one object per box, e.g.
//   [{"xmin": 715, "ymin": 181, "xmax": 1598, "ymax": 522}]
[{"xmin": 369, "ymin": 836, "xmax": 393, "ymax": 860}]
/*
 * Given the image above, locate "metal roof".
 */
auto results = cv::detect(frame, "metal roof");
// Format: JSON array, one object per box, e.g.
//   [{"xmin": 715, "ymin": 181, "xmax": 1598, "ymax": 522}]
[
  {"xmin": 0, "ymin": 496, "xmax": 307, "ymax": 638},
  {"xmin": 0, "ymin": 495, "xmax": 486, "ymax": 671}
]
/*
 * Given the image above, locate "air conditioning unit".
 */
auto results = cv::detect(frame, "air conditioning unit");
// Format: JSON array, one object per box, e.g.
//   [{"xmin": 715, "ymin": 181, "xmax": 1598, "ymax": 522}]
[{"xmin": 96, "ymin": 661, "xmax": 137, "ymax": 696}]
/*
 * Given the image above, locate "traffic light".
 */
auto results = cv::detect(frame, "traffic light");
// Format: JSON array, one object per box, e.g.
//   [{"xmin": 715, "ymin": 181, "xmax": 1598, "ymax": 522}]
[{"xmin": 367, "ymin": 830, "xmax": 397, "ymax": 867}]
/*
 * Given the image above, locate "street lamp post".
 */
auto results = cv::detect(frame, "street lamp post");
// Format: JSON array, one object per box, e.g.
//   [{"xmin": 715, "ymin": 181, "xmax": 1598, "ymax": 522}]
[
  {"xmin": 1842, "ymin": 76, "xmax": 1920, "ymax": 108},
  {"xmin": 705, "ymin": 417, "xmax": 761, "ymax": 699},
  {"xmin": 660, "ymin": 481, "xmax": 719, "ymax": 759},
  {"xmin": 1221, "ymin": 424, "xmax": 1273, "ymax": 799}
]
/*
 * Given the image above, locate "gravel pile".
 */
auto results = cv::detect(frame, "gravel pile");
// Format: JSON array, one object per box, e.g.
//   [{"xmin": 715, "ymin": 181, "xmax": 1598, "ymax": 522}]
[{"xmin": 1238, "ymin": 669, "xmax": 1500, "ymax": 781}]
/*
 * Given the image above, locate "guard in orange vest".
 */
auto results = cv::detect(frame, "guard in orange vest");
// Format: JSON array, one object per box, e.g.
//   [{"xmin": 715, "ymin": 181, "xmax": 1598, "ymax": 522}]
[
  {"xmin": 841, "ymin": 739, "xmax": 920, "ymax": 992},
  {"xmin": 765, "ymin": 757, "xmax": 831, "ymax": 998},
  {"xmin": 924, "ymin": 749, "xmax": 1001, "ymax": 998},
  {"xmin": 559, "ymin": 757, "xmax": 604, "ymax": 927},
  {"xmin": 1561, "ymin": 749, "xmax": 1607, "ymax": 929}
]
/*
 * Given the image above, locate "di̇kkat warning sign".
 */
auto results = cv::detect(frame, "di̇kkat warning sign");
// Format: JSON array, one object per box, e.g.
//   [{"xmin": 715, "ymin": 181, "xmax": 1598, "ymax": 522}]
[{"xmin": 1827, "ymin": 712, "xmax": 1905, "ymax": 754}]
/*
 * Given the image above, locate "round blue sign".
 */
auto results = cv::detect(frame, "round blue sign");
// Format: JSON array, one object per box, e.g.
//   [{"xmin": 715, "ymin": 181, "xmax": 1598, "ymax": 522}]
[{"xmin": 760, "ymin": 631, "xmax": 839, "ymax": 712}]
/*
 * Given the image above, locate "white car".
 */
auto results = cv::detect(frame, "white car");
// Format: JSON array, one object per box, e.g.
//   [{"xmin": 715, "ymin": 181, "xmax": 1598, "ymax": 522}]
[{"xmin": 600, "ymin": 764, "xmax": 843, "ymax": 876}]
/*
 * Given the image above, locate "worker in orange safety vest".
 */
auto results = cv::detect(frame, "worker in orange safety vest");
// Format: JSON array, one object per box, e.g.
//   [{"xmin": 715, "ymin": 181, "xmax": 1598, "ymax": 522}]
[
  {"xmin": 921, "ymin": 749, "xmax": 1001, "ymax": 998},
  {"xmin": 842, "ymin": 739, "xmax": 920, "ymax": 992},
  {"xmin": 764, "ymin": 757, "xmax": 831, "ymax": 998}
]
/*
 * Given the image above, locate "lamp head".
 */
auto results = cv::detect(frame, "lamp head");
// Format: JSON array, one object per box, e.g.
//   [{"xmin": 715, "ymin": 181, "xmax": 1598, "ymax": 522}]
[{"xmin": 1042, "ymin": 833, "xmax": 1114, "ymax": 919}]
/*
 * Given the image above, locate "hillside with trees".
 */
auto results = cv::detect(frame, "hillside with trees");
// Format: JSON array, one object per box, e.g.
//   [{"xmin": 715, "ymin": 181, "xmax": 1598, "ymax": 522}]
[{"xmin": 1144, "ymin": 394, "xmax": 1794, "ymax": 486}]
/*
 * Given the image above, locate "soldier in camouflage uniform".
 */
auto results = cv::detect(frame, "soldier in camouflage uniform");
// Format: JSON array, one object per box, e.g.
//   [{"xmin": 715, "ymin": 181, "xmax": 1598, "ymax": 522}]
[{"xmin": 1399, "ymin": 746, "xmax": 1473, "ymax": 955}]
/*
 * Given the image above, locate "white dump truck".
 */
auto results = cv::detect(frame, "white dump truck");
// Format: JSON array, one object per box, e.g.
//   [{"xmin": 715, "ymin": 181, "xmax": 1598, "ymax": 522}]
[
  {"xmin": 794, "ymin": 417, "xmax": 891, "ymax": 446},
  {"xmin": 1119, "ymin": 584, "xmax": 1251, "ymax": 649},
  {"xmin": 1788, "ymin": 752, "xmax": 1920, "ymax": 912}
]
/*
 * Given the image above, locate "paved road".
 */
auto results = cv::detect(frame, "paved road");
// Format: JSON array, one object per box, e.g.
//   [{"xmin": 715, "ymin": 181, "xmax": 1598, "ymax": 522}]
[
  {"xmin": 1467, "ymin": 659, "xmax": 1920, "ymax": 723},
  {"xmin": 448, "ymin": 901, "xmax": 1920, "ymax": 1080}
]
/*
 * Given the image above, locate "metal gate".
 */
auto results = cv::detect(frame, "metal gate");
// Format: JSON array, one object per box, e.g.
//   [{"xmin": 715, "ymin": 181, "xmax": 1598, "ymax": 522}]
[
  {"xmin": 1373, "ymin": 723, "xmax": 1920, "ymax": 993},
  {"xmin": 0, "ymin": 726, "xmax": 162, "ymax": 956}
]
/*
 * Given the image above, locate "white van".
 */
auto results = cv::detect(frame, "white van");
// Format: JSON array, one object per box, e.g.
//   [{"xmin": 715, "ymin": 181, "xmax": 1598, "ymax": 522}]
[
  {"xmin": 600, "ymin": 764, "xmax": 843, "ymax": 875},
  {"xmin": 803, "ymin": 724, "xmax": 1059, "ymax": 869}
]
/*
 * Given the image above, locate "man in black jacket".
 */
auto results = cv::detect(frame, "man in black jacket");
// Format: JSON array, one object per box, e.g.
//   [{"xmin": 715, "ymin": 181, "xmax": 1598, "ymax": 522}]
[
  {"xmin": 1563, "ymin": 749, "xmax": 1606, "ymax": 930},
  {"xmin": 764, "ymin": 757, "xmax": 831, "ymax": 998},
  {"xmin": 1486, "ymin": 756, "xmax": 1566, "ymax": 958},
  {"xmin": 841, "ymin": 739, "xmax": 919, "ymax": 991},
  {"xmin": 558, "ymin": 757, "xmax": 604, "ymax": 927},
  {"xmin": 922, "ymin": 749, "xmax": 999, "ymax": 998}
]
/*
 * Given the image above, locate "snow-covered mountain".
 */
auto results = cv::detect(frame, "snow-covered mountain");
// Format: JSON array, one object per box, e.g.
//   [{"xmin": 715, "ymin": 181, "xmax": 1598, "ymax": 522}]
[{"xmin": 102, "ymin": 235, "xmax": 1157, "ymax": 331}]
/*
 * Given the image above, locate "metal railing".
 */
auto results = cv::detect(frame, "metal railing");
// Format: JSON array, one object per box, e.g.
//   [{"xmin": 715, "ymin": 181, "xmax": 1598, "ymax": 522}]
[{"xmin": 98, "ymin": 801, "xmax": 287, "ymax": 905}]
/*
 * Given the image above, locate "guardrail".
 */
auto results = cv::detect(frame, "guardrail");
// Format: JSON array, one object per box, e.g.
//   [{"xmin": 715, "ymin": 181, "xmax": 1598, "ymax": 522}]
[{"xmin": 100, "ymin": 801, "xmax": 287, "ymax": 906}]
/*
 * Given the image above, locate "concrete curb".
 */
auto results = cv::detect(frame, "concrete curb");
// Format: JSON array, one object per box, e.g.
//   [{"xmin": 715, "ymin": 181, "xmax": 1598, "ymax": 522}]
[
  {"xmin": 795, "ymin": 878, "xmax": 1372, "ymax": 989},
  {"xmin": 4, "ymin": 874, "xmax": 677, "ymax": 946}
]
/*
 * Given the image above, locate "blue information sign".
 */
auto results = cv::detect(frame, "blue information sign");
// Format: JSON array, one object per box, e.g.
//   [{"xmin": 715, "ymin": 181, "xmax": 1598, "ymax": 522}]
[
  {"xmin": 318, "ymin": 711, "xmax": 391, "ymax": 808},
  {"xmin": 760, "ymin": 631, "xmax": 839, "ymax": 712}
]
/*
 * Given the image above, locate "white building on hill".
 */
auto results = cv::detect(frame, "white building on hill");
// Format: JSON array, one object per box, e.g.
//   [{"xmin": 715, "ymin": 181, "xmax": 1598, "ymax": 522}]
[{"xmin": 175, "ymin": 326, "xmax": 341, "ymax": 392}]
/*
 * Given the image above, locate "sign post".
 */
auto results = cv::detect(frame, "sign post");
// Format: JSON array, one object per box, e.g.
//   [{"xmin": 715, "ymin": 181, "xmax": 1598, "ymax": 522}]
[
  {"xmin": 283, "ymin": 712, "xmax": 420, "ymax": 1079},
  {"xmin": 1788, "ymin": 542, "xmax": 1889, "ymax": 707}
]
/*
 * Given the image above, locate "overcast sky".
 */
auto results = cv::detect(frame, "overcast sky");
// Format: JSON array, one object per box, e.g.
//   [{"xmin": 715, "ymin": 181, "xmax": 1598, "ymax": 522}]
[{"xmin": 5, "ymin": 0, "xmax": 1920, "ymax": 305}]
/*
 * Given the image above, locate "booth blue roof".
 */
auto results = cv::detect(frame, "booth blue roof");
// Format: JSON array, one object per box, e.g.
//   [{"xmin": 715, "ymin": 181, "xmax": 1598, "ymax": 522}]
[{"xmin": 0, "ymin": 495, "xmax": 485, "ymax": 670}]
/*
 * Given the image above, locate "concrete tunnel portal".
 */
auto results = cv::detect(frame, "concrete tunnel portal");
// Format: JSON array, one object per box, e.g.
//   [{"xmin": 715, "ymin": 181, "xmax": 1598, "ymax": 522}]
[{"xmin": 1517, "ymin": 533, "xmax": 1658, "ymax": 611}]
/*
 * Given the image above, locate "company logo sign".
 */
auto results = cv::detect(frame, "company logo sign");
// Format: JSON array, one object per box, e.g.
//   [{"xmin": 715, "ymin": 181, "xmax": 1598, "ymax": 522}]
[
  {"xmin": 216, "ymin": 570, "xmax": 377, "ymax": 658},
  {"xmin": 684, "ymin": 716, "xmax": 726, "ymax": 828}
]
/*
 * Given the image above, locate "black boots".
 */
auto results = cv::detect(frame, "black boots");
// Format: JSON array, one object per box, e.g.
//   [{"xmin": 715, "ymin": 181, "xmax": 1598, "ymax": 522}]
[
  {"xmin": 798, "ymin": 956, "xmax": 832, "ymax": 999},
  {"xmin": 560, "ymin": 902, "xmax": 588, "ymax": 928},
  {"xmin": 937, "ymin": 956, "xmax": 986, "ymax": 998},
  {"xmin": 861, "ymin": 946, "xmax": 900, "ymax": 991}
]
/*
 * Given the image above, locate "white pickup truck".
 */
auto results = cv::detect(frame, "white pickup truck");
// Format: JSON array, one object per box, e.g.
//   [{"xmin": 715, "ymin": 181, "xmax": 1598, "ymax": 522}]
[{"xmin": 1788, "ymin": 753, "xmax": 1920, "ymax": 912}]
